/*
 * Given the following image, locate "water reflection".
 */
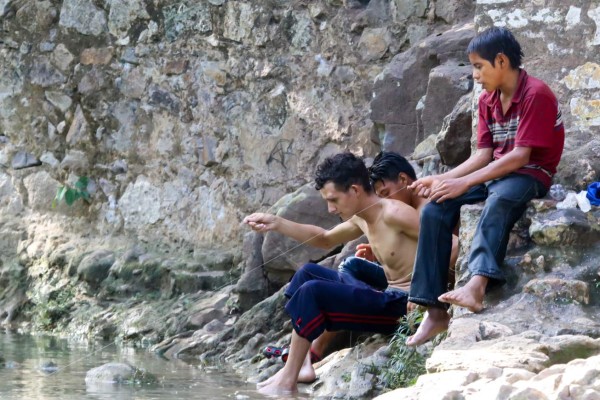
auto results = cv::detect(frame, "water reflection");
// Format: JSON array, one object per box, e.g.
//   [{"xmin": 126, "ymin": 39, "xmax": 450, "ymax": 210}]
[{"xmin": 0, "ymin": 331, "xmax": 278, "ymax": 400}]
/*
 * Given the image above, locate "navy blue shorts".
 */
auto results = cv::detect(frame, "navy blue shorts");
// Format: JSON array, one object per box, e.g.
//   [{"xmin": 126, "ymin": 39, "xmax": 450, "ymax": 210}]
[{"xmin": 284, "ymin": 263, "xmax": 408, "ymax": 342}]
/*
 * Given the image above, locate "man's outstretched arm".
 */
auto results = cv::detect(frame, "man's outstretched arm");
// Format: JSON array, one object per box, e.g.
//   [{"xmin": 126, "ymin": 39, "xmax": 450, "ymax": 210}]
[{"xmin": 243, "ymin": 212, "xmax": 363, "ymax": 249}]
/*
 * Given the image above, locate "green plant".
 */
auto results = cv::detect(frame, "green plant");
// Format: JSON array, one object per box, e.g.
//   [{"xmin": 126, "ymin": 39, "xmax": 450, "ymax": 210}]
[
  {"xmin": 379, "ymin": 309, "xmax": 446, "ymax": 390},
  {"xmin": 52, "ymin": 176, "xmax": 91, "ymax": 208}
]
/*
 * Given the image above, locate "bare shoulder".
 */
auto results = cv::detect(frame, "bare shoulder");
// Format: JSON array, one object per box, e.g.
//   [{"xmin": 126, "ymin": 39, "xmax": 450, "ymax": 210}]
[
  {"xmin": 381, "ymin": 198, "xmax": 418, "ymax": 218},
  {"xmin": 347, "ymin": 215, "xmax": 366, "ymax": 231}
]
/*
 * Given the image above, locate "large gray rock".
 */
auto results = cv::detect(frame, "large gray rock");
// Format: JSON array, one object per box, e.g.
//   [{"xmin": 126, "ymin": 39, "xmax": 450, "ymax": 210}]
[
  {"xmin": 59, "ymin": 0, "xmax": 107, "ymax": 36},
  {"xmin": 85, "ymin": 362, "xmax": 156, "ymax": 384},
  {"xmin": 421, "ymin": 63, "xmax": 472, "ymax": 142},
  {"xmin": 372, "ymin": 23, "xmax": 475, "ymax": 155},
  {"xmin": 436, "ymin": 92, "xmax": 473, "ymax": 167}
]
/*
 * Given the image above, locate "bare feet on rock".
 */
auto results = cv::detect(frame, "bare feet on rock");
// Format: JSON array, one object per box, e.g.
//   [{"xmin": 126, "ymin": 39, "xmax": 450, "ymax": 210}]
[
  {"xmin": 406, "ymin": 308, "xmax": 450, "ymax": 347},
  {"xmin": 438, "ymin": 275, "xmax": 488, "ymax": 313},
  {"xmin": 257, "ymin": 367, "xmax": 297, "ymax": 395}
]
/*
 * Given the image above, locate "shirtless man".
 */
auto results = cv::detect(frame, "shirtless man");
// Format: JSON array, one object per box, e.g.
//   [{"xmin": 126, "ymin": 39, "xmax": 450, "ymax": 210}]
[{"xmin": 244, "ymin": 152, "xmax": 419, "ymax": 395}]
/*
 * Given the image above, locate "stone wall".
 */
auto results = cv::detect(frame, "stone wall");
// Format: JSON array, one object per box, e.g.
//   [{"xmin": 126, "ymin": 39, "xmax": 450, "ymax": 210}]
[{"xmin": 0, "ymin": 0, "xmax": 474, "ymax": 258}]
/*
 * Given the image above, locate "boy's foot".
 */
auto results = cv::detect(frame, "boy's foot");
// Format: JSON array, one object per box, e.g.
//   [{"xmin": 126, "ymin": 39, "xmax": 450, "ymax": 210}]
[
  {"xmin": 257, "ymin": 367, "xmax": 297, "ymax": 395},
  {"xmin": 438, "ymin": 275, "xmax": 488, "ymax": 312},
  {"xmin": 406, "ymin": 308, "xmax": 450, "ymax": 347}
]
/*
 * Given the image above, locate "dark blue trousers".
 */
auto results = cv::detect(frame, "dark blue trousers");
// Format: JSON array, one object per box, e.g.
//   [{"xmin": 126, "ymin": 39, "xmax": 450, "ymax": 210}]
[
  {"xmin": 409, "ymin": 173, "xmax": 546, "ymax": 308},
  {"xmin": 285, "ymin": 263, "xmax": 407, "ymax": 342}
]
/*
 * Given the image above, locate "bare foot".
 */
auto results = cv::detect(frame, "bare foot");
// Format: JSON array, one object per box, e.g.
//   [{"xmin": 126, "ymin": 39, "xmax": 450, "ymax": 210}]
[
  {"xmin": 257, "ymin": 367, "xmax": 297, "ymax": 396},
  {"xmin": 406, "ymin": 308, "xmax": 450, "ymax": 347},
  {"xmin": 257, "ymin": 366, "xmax": 284, "ymax": 388},
  {"xmin": 297, "ymin": 361, "xmax": 316, "ymax": 383},
  {"xmin": 438, "ymin": 275, "xmax": 487, "ymax": 312}
]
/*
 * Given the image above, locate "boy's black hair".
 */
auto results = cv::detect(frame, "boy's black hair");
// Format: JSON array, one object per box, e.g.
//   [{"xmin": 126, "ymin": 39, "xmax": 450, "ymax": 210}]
[
  {"xmin": 466, "ymin": 26, "xmax": 523, "ymax": 69},
  {"xmin": 314, "ymin": 152, "xmax": 372, "ymax": 193},
  {"xmin": 369, "ymin": 151, "xmax": 417, "ymax": 185}
]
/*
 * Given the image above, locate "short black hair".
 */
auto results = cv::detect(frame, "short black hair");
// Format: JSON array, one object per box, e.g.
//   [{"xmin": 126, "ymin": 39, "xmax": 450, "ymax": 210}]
[
  {"xmin": 314, "ymin": 152, "xmax": 372, "ymax": 193},
  {"xmin": 467, "ymin": 26, "xmax": 523, "ymax": 69},
  {"xmin": 369, "ymin": 151, "xmax": 417, "ymax": 185}
]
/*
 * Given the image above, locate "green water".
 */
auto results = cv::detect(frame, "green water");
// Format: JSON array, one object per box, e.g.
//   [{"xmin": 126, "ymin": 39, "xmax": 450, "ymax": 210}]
[{"xmin": 0, "ymin": 331, "xmax": 269, "ymax": 400}]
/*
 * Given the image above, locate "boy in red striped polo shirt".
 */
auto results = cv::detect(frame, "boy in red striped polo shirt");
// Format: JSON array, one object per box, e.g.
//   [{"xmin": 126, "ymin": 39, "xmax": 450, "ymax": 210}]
[{"xmin": 407, "ymin": 26, "xmax": 565, "ymax": 346}]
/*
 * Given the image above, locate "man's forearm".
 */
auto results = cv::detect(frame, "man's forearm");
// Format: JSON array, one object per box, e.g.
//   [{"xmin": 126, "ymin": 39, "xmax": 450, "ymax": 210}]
[
  {"xmin": 273, "ymin": 217, "xmax": 333, "ymax": 249},
  {"xmin": 464, "ymin": 148, "xmax": 530, "ymax": 188},
  {"xmin": 441, "ymin": 150, "xmax": 492, "ymax": 180}
]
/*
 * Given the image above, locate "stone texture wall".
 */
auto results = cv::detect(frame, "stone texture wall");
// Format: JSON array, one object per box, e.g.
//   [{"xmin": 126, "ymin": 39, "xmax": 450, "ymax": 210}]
[{"xmin": 0, "ymin": 0, "xmax": 475, "ymax": 258}]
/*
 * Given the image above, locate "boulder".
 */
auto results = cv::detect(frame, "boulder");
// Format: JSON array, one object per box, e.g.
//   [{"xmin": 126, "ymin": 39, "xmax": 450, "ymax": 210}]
[
  {"xmin": 85, "ymin": 362, "xmax": 156, "ymax": 385},
  {"xmin": 436, "ymin": 92, "xmax": 473, "ymax": 167},
  {"xmin": 371, "ymin": 23, "xmax": 475, "ymax": 155},
  {"xmin": 59, "ymin": 0, "xmax": 107, "ymax": 36},
  {"xmin": 421, "ymin": 62, "xmax": 472, "ymax": 141}
]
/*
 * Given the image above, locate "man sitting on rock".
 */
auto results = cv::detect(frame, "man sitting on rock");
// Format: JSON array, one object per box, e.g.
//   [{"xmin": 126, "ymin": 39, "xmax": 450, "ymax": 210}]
[
  {"xmin": 243, "ymin": 152, "xmax": 420, "ymax": 395},
  {"xmin": 406, "ymin": 26, "xmax": 565, "ymax": 347}
]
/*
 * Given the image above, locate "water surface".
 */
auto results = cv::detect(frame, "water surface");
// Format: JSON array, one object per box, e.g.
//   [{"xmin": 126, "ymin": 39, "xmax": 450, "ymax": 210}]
[{"xmin": 0, "ymin": 331, "xmax": 274, "ymax": 400}]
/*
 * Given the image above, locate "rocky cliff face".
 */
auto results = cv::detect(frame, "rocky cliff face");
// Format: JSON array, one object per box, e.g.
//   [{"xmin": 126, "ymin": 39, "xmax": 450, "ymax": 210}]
[{"xmin": 0, "ymin": 0, "xmax": 599, "ymax": 398}]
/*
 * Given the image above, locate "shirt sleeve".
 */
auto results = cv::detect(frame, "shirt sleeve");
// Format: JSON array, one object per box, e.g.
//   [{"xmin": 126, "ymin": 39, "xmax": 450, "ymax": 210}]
[
  {"xmin": 514, "ymin": 93, "xmax": 558, "ymax": 148},
  {"xmin": 476, "ymin": 96, "xmax": 493, "ymax": 149}
]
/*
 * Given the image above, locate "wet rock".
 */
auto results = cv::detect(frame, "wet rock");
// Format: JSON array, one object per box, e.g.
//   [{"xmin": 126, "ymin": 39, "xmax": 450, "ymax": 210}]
[
  {"xmin": 85, "ymin": 362, "xmax": 156, "ymax": 385},
  {"xmin": 77, "ymin": 249, "xmax": 116, "ymax": 285},
  {"xmin": 436, "ymin": 92, "xmax": 473, "ymax": 167},
  {"xmin": 59, "ymin": 0, "xmax": 107, "ymax": 36},
  {"xmin": 80, "ymin": 47, "xmax": 114, "ymax": 65},
  {"xmin": 11, "ymin": 151, "xmax": 41, "ymax": 170},
  {"xmin": 39, "ymin": 361, "xmax": 58, "ymax": 373},
  {"xmin": 523, "ymin": 279, "xmax": 589, "ymax": 305}
]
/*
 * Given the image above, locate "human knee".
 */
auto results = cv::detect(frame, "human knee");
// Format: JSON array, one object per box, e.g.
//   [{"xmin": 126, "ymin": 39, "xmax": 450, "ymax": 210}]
[
  {"xmin": 421, "ymin": 202, "xmax": 444, "ymax": 223},
  {"xmin": 338, "ymin": 256, "xmax": 361, "ymax": 275}
]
